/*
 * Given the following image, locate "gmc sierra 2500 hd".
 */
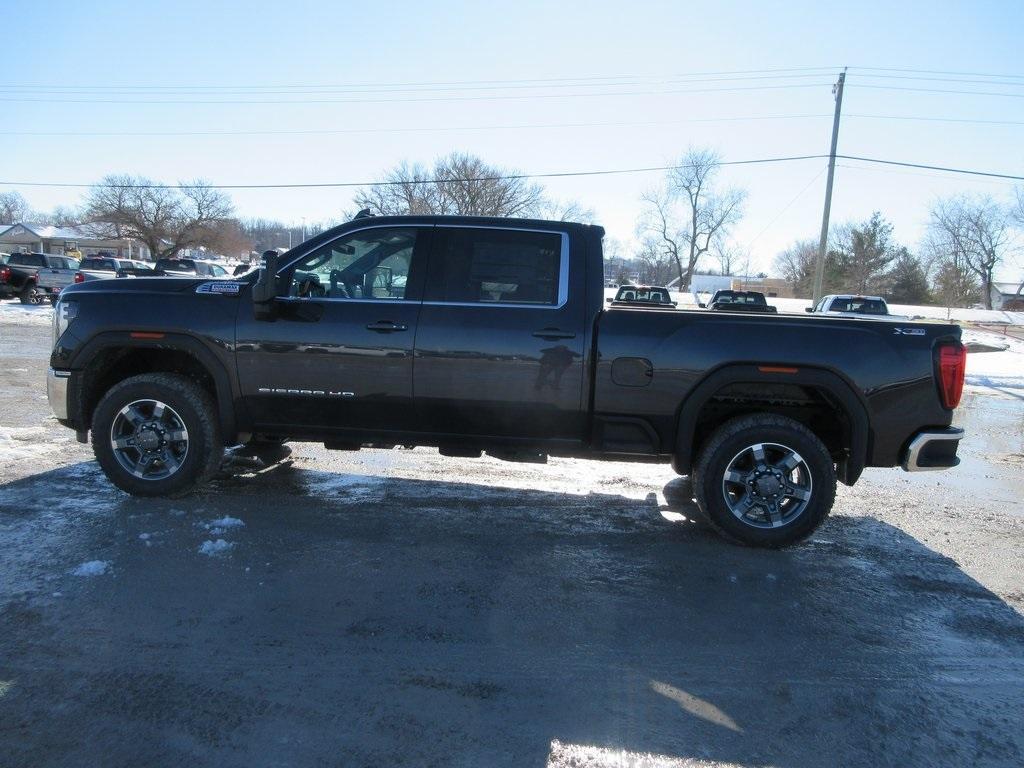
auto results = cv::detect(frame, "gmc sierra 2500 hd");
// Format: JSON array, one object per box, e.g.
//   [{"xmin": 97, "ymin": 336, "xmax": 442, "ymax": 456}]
[{"xmin": 47, "ymin": 215, "xmax": 966, "ymax": 547}]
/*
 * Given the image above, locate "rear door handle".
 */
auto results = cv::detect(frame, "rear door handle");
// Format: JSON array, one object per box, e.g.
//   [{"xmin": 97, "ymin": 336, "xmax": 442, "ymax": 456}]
[
  {"xmin": 532, "ymin": 328, "xmax": 576, "ymax": 340},
  {"xmin": 366, "ymin": 320, "xmax": 409, "ymax": 332}
]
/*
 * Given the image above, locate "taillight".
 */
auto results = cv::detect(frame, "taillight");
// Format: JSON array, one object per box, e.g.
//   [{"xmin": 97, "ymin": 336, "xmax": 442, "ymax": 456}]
[
  {"xmin": 74, "ymin": 272, "xmax": 85, "ymax": 283},
  {"xmin": 0, "ymin": 266, "xmax": 9, "ymax": 282},
  {"xmin": 937, "ymin": 342, "xmax": 966, "ymax": 409}
]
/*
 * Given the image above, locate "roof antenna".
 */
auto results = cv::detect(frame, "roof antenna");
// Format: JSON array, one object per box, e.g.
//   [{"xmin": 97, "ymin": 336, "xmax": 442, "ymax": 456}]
[{"xmin": 353, "ymin": 208, "xmax": 374, "ymax": 220}]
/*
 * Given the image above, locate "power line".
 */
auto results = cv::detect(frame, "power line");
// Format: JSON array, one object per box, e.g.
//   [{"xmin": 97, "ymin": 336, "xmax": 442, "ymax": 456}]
[
  {"xmin": 0, "ymin": 66, "xmax": 842, "ymax": 91},
  {"xmin": 0, "ymin": 154, "xmax": 831, "ymax": 190},
  {"xmin": 0, "ymin": 81, "xmax": 836, "ymax": 105},
  {"xmin": 745, "ymin": 166, "xmax": 827, "ymax": 248},
  {"xmin": 0, "ymin": 113, "xmax": 834, "ymax": 137},
  {"xmin": 846, "ymin": 113, "xmax": 1024, "ymax": 126},
  {"xmin": 0, "ymin": 72, "xmax": 843, "ymax": 97},
  {"xmin": 851, "ymin": 84, "xmax": 1024, "ymax": 98},
  {"xmin": 849, "ymin": 65, "xmax": 1024, "ymax": 80},
  {"xmin": 4, "ymin": 111, "xmax": 1020, "ymax": 138},
  {"xmin": 836, "ymin": 155, "xmax": 1024, "ymax": 181},
  {"xmin": 2, "ymin": 153, "xmax": 1019, "ymax": 190}
]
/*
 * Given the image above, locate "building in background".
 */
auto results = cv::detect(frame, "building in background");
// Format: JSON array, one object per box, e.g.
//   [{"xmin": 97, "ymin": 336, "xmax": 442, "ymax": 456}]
[{"xmin": 0, "ymin": 223, "xmax": 151, "ymax": 260}]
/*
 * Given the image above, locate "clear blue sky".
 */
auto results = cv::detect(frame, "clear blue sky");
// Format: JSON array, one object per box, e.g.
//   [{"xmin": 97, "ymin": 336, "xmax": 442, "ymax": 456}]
[{"xmin": 4, "ymin": 0, "xmax": 1023, "ymax": 279}]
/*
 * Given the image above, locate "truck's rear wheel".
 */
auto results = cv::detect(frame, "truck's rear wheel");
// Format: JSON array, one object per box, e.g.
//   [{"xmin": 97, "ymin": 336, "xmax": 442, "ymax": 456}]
[
  {"xmin": 692, "ymin": 414, "xmax": 836, "ymax": 548},
  {"xmin": 19, "ymin": 284, "xmax": 44, "ymax": 305},
  {"xmin": 91, "ymin": 373, "xmax": 223, "ymax": 497}
]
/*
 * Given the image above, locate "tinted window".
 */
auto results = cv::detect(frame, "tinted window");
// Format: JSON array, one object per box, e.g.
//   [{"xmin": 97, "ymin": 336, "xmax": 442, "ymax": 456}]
[
  {"xmin": 157, "ymin": 259, "xmax": 196, "ymax": 273},
  {"xmin": 288, "ymin": 227, "xmax": 418, "ymax": 300},
  {"xmin": 10, "ymin": 254, "xmax": 44, "ymax": 268},
  {"xmin": 430, "ymin": 229, "xmax": 562, "ymax": 305},
  {"xmin": 82, "ymin": 258, "xmax": 115, "ymax": 270}
]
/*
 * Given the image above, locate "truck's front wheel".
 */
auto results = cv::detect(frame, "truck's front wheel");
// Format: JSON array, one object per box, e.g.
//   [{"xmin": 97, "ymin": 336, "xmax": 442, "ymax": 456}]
[
  {"xmin": 692, "ymin": 414, "xmax": 836, "ymax": 548},
  {"xmin": 91, "ymin": 373, "xmax": 223, "ymax": 497}
]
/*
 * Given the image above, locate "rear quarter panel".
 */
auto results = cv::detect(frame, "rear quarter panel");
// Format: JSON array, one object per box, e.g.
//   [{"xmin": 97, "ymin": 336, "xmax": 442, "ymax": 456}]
[{"xmin": 593, "ymin": 308, "xmax": 961, "ymax": 466}]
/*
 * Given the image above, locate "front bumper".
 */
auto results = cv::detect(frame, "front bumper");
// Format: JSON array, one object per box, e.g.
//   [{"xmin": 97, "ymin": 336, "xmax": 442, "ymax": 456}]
[
  {"xmin": 901, "ymin": 427, "xmax": 964, "ymax": 472},
  {"xmin": 47, "ymin": 367, "xmax": 71, "ymax": 420}
]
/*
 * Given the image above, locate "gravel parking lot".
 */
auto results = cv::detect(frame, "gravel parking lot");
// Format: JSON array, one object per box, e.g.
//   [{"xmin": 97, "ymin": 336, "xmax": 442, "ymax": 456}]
[{"xmin": 1, "ymin": 306, "xmax": 1023, "ymax": 767}]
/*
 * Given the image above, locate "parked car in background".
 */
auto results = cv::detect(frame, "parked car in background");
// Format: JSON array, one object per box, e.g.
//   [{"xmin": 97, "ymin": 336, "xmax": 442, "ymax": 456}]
[
  {"xmin": 75, "ymin": 257, "xmax": 156, "ymax": 282},
  {"xmin": 0, "ymin": 259, "xmax": 40, "ymax": 302},
  {"xmin": 807, "ymin": 295, "xmax": 890, "ymax": 317},
  {"xmin": 607, "ymin": 284, "xmax": 676, "ymax": 308},
  {"xmin": 702, "ymin": 290, "xmax": 777, "ymax": 313},
  {"xmin": 154, "ymin": 258, "xmax": 231, "ymax": 278},
  {"xmin": 4, "ymin": 253, "xmax": 80, "ymax": 303}
]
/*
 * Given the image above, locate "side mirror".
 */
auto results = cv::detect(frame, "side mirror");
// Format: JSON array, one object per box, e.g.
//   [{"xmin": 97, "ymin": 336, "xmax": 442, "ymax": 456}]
[
  {"xmin": 253, "ymin": 250, "xmax": 280, "ymax": 320},
  {"xmin": 698, "ymin": 302, "xmax": 706, "ymax": 309},
  {"xmin": 804, "ymin": 307, "xmax": 814, "ymax": 313}
]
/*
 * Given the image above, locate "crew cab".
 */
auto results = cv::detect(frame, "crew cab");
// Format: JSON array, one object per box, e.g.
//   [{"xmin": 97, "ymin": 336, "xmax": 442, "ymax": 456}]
[
  {"xmin": 702, "ymin": 289, "xmax": 777, "ymax": 313},
  {"xmin": 75, "ymin": 256, "xmax": 156, "ymax": 282},
  {"xmin": 47, "ymin": 215, "xmax": 966, "ymax": 547},
  {"xmin": 3, "ymin": 253, "xmax": 79, "ymax": 303},
  {"xmin": 607, "ymin": 285, "xmax": 677, "ymax": 309}
]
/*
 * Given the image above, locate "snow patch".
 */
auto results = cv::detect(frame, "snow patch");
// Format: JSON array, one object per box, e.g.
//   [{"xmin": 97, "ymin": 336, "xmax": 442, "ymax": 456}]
[
  {"xmin": 71, "ymin": 560, "xmax": 111, "ymax": 577},
  {"xmin": 207, "ymin": 515, "xmax": 245, "ymax": 529},
  {"xmin": 198, "ymin": 539, "xmax": 234, "ymax": 556},
  {"xmin": 0, "ymin": 426, "xmax": 55, "ymax": 462},
  {"xmin": 0, "ymin": 301, "xmax": 54, "ymax": 326}
]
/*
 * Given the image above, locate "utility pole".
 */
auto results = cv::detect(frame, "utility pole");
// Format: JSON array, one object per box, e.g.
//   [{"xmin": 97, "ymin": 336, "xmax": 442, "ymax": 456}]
[{"xmin": 812, "ymin": 69, "xmax": 846, "ymax": 303}]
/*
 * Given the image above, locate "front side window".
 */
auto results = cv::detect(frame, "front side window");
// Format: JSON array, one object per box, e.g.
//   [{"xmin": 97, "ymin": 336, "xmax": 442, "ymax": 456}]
[
  {"xmin": 287, "ymin": 227, "xmax": 417, "ymax": 300},
  {"xmin": 429, "ymin": 228, "xmax": 562, "ymax": 305}
]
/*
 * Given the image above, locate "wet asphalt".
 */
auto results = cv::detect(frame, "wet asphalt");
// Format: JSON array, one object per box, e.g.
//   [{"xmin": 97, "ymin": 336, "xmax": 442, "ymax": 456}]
[{"xmin": 1, "ymin": 308, "xmax": 1022, "ymax": 767}]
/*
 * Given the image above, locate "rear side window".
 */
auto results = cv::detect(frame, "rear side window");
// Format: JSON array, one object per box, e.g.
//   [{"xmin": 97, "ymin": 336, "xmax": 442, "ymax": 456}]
[
  {"xmin": 428, "ymin": 228, "xmax": 563, "ymax": 306},
  {"xmin": 10, "ymin": 254, "xmax": 44, "ymax": 268}
]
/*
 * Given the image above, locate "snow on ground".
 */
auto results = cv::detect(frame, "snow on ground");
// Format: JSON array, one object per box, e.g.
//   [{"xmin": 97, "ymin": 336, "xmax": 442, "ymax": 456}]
[
  {"xmin": 70, "ymin": 560, "xmax": 111, "ymax": 577},
  {"xmin": 198, "ymin": 539, "xmax": 234, "ymax": 556},
  {"xmin": 0, "ymin": 301, "xmax": 53, "ymax": 326},
  {"xmin": 0, "ymin": 426, "xmax": 59, "ymax": 462}
]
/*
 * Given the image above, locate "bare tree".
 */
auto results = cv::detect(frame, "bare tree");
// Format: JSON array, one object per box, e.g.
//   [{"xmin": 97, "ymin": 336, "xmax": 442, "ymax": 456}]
[
  {"xmin": 636, "ymin": 237, "xmax": 677, "ymax": 285},
  {"xmin": 354, "ymin": 153, "xmax": 568, "ymax": 218},
  {"xmin": 930, "ymin": 195, "xmax": 1013, "ymax": 309},
  {"xmin": 637, "ymin": 149, "xmax": 745, "ymax": 289},
  {"xmin": 773, "ymin": 239, "xmax": 818, "ymax": 297},
  {"xmin": 0, "ymin": 191, "xmax": 33, "ymax": 223},
  {"xmin": 922, "ymin": 233, "xmax": 979, "ymax": 312},
  {"xmin": 83, "ymin": 175, "xmax": 234, "ymax": 261}
]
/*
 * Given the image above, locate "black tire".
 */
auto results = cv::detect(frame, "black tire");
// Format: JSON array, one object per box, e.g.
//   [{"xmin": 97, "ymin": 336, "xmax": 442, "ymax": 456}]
[
  {"xmin": 91, "ymin": 373, "xmax": 223, "ymax": 497},
  {"xmin": 692, "ymin": 413, "xmax": 836, "ymax": 548},
  {"xmin": 18, "ymin": 284, "xmax": 44, "ymax": 305}
]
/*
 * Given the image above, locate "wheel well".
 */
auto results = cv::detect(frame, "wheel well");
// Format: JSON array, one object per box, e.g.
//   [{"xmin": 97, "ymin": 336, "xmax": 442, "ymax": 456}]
[
  {"xmin": 687, "ymin": 381, "xmax": 852, "ymax": 466},
  {"xmin": 80, "ymin": 347, "xmax": 217, "ymax": 428}
]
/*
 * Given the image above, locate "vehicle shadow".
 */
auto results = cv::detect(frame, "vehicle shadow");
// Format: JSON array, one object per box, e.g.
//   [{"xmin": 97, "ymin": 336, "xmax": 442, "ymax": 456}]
[{"xmin": 1, "ymin": 460, "xmax": 1022, "ymax": 767}]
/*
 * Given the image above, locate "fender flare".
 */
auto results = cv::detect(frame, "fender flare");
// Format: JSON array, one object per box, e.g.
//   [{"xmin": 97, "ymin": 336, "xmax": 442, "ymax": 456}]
[
  {"xmin": 70, "ymin": 331, "xmax": 239, "ymax": 440},
  {"xmin": 673, "ymin": 364, "xmax": 870, "ymax": 485}
]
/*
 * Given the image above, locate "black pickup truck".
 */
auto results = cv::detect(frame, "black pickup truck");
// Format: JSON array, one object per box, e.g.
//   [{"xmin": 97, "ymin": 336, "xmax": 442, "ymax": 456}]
[
  {"xmin": 702, "ymin": 289, "xmax": 778, "ymax": 313},
  {"xmin": 47, "ymin": 215, "xmax": 966, "ymax": 547}
]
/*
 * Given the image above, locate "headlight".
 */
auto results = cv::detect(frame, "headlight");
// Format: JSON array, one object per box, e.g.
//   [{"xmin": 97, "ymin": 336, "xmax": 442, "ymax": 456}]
[{"xmin": 53, "ymin": 299, "xmax": 78, "ymax": 348}]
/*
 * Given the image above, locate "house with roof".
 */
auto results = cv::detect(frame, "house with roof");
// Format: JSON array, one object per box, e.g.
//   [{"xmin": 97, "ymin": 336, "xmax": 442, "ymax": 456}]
[
  {"xmin": 0, "ymin": 222, "xmax": 151, "ymax": 260},
  {"xmin": 990, "ymin": 281, "xmax": 1024, "ymax": 311}
]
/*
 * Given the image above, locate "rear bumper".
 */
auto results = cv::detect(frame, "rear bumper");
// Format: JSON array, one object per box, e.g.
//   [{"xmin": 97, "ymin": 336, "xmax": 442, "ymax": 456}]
[
  {"xmin": 901, "ymin": 427, "xmax": 964, "ymax": 472},
  {"xmin": 47, "ymin": 367, "xmax": 71, "ymax": 420}
]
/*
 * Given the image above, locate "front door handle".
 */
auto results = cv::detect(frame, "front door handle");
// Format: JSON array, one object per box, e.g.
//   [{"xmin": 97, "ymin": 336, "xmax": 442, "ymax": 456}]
[
  {"xmin": 366, "ymin": 320, "xmax": 409, "ymax": 332},
  {"xmin": 532, "ymin": 328, "xmax": 576, "ymax": 340}
]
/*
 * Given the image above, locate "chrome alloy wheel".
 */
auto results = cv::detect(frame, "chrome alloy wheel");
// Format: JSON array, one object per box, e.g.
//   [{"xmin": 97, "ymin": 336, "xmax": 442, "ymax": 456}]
[
  {"xmin": 721, "ymin": 442, "xmax": 813, "ymax": 529},
  {"xmin": 109, "ymin": 399, "xmax": 189, "ymax": 480}
]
